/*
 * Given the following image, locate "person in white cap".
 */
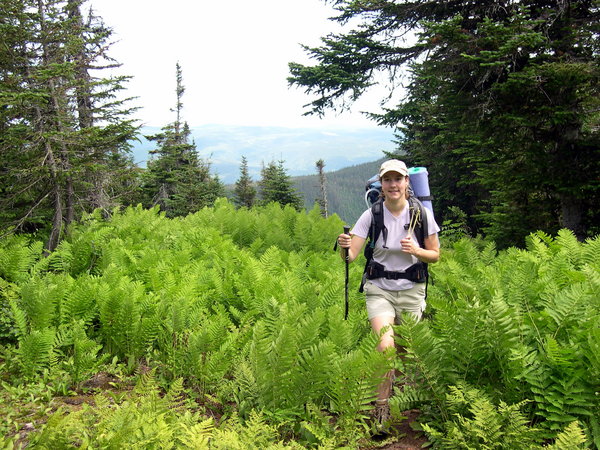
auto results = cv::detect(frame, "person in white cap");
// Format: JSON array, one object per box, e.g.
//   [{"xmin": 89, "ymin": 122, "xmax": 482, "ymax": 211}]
[{"xmin": 336, "ymin": 159, "xmax": 440, "ymax": 427}]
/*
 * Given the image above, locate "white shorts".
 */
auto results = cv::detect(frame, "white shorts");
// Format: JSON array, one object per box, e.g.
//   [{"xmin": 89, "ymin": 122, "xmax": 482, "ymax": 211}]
[{"xmin": 363, "ymin": 281, "xmax": 426, "ymax": 323}]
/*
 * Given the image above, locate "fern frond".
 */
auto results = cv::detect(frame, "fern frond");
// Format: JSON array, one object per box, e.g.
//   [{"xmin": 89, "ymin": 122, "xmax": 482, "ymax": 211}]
[
  {"xmin": 422, "ymin": 384, "xmax": 540, "ymax": 449},
  {"xmin": 542, "ymin": 283, "xmax": 591, "ymax": 335},
  {"xmin": 554, "ymin": 229, "xmax": 583, "ymax": 266},
  {"xmin": 526, "ymin": 230, "xmax": 557, "ymax": 255},
  {"xmin": 581, "ymin": 235, "xmax": 600, "ymax": 267},
  {"xmin": 17, "ymin": 328, "xmax": 56, "ymax": 378},
  {"xmin": 581, "ymin": 264, "xmax": 600, "ymax": 302},
  {"xmin": 584, "ymin": 326, "xmax": 600, "ymax": 381},
  {"xmin": 212, "ymin": 411, "xmax": 285, "ymax": 449},
  {"xmin": 8, "ymin": 297, "xmax": 28, "ymax": 338},
  {"xmin": 429, "ymin": 296, "xmax": 487, "ymax": 382},
  {"xmin": 329, "ymin": 344, "xmax": 387, "ymax": 421},
  {"xmin": 479, "ymin": 240, "xmax": 498, "ymax": 267},
  {"xmin": 164, "ymin": 377, "xmax": 185, "ymax": 407},
  {"xmin": 297, "ymin": 340, "xmax": 339, "ymax": 405},
  {"xmin": 176, "ymin": 417, "xmax": 214, "ymax": 449},
  {"xmin": 20, "ymin": 274, "xmax": 73, "ymax": 330},
  {"xmin": 46, "ymin": 240, "xmax": 74, "ymax": 273},
  {"xmin": 295, "ymin": 308, "xmax": 326, "ymax": 351},
  {"xmin": 260, "ymin": 246, "xmax": 285, "ymax": 276},
  {"xmin": 96, "ymin": 275, "xmax": 148, "ymax": 358},
  {"xmin": 0, "ymin": 237, "xmax": 43, "ymax": 283},
  {"xmin": 231, "ymin": 360, "xmax": 259, "ymax": 415},
  {"xmin": 314, "ymin": 276, "xmax": 343, "ymax": 310},
  {"xmin": 390, "ymin": 383, "xmax": 433, "ymax": 413},
  {"xmin": 484, "ymin": 292, "xmax": 523, "ymax": 382},
  {"xmin": 396, "ymin": 319, "xmax": 454, "ymax": 416},
  {"xmin": 545, "ymin": 421, "xmax": 587, "ymax": 449},
  {"xmin": 61, "ymin": 275, "xmax": 103, "ymax": 326},
  {"xmin": 65, "ymin": 322, "xmax": 103, "ymax": 384}
]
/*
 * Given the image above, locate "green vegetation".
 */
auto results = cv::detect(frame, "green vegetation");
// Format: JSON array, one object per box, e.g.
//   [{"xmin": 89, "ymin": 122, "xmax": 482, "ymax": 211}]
[
  {"xmin": 1, "ymin": 2, "xmax": 599, "ymax": 446},
  {"xmin": 289, "ymin": 0, "xmax": 599, "ymax": 246},
  {"xmin": 258, "ymin": 160, "xmax": 304, "ymax": 211},
  {"xmin": 0, "ymin": 0, "xmax": 139, "ymax": 252},
  {"xmin": 233, "ymin": 156, "xmax": 257, "ymax": 208},
  {"xmin": 138, "ymin": 63, "xmax": 224, "ymax": 217},
  {"xmin": 1, "ymin": 202, "xmax": 598, "ymax": 448}
]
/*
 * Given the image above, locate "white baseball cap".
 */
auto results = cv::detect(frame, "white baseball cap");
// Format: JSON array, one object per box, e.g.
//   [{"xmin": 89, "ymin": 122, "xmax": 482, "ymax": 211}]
[{"xmin": 379, "ymin": 159, "xmax": 409, "ymax": 178}]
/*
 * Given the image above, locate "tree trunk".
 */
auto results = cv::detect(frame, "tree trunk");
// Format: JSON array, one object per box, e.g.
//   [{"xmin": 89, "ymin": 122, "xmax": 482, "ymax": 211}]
[
  {"xmin": 67, "ymin": 0, "xmax": 94, "ymax": 129},
  {"xmin": 555, "ymin": 119, "xmax": 585, "ymax": 240},
  {"xmin": 38, "ymin": 0, "xmax": 72, "ymax": 248},
  {"xmin": 44, "ymin": 145, "xmax": 64, "ymax": 254},
  {"xmin": 559, "ymin": 193, "xmax": 585, "ymax": 240},
  {"xmin": 316, "ymin": 159, "xmax": 328, "ymax": 218}
]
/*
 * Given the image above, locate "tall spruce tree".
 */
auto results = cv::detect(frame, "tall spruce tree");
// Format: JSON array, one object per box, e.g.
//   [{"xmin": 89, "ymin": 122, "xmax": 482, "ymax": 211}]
[
  {"xmin": 0, "ymin": 0, "xmax": 138, "ymax": 251},
  {"xmin": 139, "ymin": 63, "xmax": 224, "ymax": 217},
  {"xmin": 259, "ymin": 160, "xmax": 303, "ymax": 210},
  {"xmin": 233, "ymin": 156, "xmax": 256, "ymax": 208},
  {"xmin": 289, "ymin": 0, "xmax": 599, "ymax": 244}
]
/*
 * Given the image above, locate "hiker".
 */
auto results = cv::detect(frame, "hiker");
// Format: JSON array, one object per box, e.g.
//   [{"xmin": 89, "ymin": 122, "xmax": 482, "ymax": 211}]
[{"xmin": 336, "ymin": 159, "xmax": 440, "ymax": 424}]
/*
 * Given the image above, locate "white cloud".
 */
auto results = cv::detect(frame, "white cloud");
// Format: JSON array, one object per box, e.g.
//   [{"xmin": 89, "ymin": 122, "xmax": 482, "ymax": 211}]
[{"xmin": 88, "ymin": 0, "xmax": 387, "ymax": 129}]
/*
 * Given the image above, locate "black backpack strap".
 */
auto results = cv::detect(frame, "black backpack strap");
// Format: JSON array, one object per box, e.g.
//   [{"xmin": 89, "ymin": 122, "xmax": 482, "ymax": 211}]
[
  {"xmin": 364, "ymin": 199, "xmax": 386, "ymax": 258},
  {"xmin": 372, "ymin": 200, "xmax": 388, "ymax": 248},
  {"xmin": 360, "ymin": 200, "xmax": 386, "ymax": 292}
]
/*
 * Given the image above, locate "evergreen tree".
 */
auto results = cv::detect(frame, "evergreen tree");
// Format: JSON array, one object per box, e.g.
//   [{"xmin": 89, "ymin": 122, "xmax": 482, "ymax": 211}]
[
  {"xmin": 0, "ymin": 0, "xmax": 138, "ymax": 251},
  {"xmin": 233, "ymin": 156, "xmax": 256, "ymax": 208},
  {"xmin": 259, "ymin": 160, "xmax": 303, "ymax": 210},
  {"xmin": 289, "ymin": 0, "xmax": 599, "ymax": 244},
  {"xmin": 139, "ymin": 63, "xmax": 223, "ymax": 217}
]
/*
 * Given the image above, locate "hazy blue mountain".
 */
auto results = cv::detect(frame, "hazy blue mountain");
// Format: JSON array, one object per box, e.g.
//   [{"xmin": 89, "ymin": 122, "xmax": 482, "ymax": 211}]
[{"xmin": 131, "ymin": 124, "xmax": 396, "ymax": 183}]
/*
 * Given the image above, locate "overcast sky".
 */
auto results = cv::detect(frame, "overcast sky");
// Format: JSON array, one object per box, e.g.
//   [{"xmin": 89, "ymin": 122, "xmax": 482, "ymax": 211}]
[{"xmin": 88, "ymin": 0, "xmax": 388, "ymax": 129}]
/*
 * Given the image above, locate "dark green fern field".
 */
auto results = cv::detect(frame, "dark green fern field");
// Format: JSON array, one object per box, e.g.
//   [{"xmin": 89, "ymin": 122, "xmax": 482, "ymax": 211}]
[{"xmin": 1, "ymin": 199, "xmax": 598, "ymax": 448}]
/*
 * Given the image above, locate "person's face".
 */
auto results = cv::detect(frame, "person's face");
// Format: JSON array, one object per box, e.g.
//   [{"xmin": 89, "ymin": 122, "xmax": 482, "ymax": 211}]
[{"xmin": 381, "ymin": 171, "xmax": 408, "ymax": 200}]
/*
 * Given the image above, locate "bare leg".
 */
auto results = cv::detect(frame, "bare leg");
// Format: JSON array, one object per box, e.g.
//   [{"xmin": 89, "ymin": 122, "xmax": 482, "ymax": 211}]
[{"xmin": 370, "ymin": 316, "xmax": 396, "ymax": 402}]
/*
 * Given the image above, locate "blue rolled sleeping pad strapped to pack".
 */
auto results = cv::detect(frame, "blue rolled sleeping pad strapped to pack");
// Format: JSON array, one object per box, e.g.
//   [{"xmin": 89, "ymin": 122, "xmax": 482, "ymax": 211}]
[{"xmin": 407, "ymin": 167, "xmax": 434, "ymax": 214}]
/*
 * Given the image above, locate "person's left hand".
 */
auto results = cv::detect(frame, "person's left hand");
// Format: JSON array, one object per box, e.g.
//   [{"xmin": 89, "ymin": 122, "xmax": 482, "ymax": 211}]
[{"xmin": 400, "ymin": 236, "xmax": 418, "ymax": 256}]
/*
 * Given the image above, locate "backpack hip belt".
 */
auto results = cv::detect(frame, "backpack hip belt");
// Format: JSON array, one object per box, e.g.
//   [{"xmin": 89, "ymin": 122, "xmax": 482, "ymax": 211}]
[{"xmin": 365, "ymin": 260, "xmax": 428, "ymax": 283}]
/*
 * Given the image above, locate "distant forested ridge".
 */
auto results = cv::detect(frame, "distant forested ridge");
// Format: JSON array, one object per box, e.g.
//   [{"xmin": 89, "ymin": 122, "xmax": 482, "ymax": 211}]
[{"xmin": 292, "ymin": 158, "xmax": 385, "ymax": 225}]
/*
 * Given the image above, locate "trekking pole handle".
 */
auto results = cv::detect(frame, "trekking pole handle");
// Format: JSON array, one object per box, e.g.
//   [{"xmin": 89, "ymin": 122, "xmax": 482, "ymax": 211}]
[{"xmin": 343, "ymin": 226, "xmax": 350, "ymax": 258}]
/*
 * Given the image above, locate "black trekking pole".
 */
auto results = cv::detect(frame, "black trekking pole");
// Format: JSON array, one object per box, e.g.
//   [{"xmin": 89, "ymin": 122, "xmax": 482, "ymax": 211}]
[{"xmin": 343, "ymin": 225, "xmax": 350, "ymax": 320}]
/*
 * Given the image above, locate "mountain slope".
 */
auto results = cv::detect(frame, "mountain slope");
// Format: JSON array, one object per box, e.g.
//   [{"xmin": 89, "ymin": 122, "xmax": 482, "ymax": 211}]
[{"xmin": 292, "ymin": 158, "xmax": 385, "ymax": 225}]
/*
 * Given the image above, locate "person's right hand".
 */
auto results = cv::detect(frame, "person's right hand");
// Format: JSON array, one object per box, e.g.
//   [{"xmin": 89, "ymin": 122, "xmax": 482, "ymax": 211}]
[{"xmin": 337, "ymin": 233, "xmax": 351, "ymax": 248}]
